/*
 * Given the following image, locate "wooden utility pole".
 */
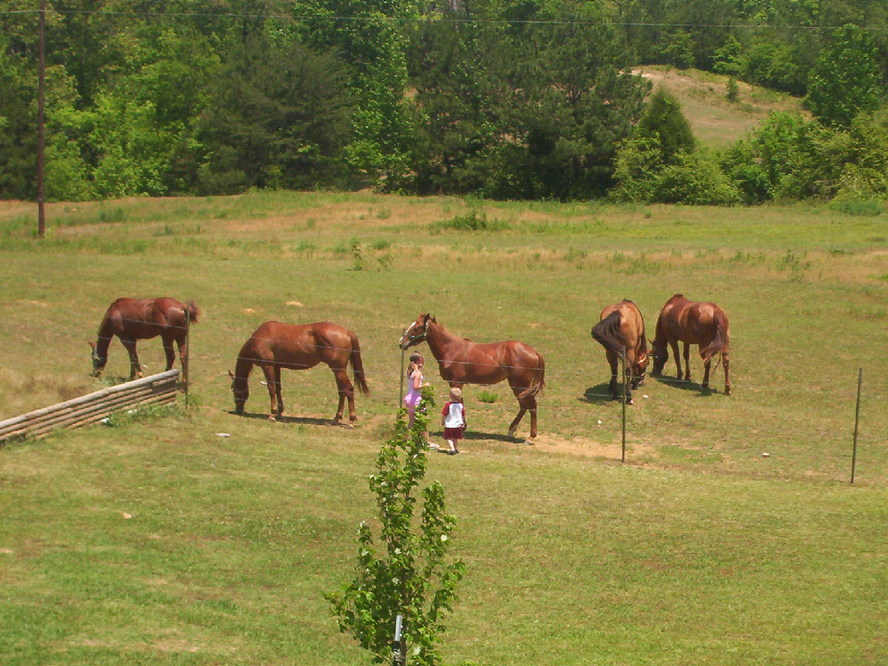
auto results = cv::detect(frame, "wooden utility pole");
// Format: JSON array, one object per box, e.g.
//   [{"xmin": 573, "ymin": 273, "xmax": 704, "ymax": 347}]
[{"xmin": 37, "ymin": 0, "xmax": 47, "ymax": 238}]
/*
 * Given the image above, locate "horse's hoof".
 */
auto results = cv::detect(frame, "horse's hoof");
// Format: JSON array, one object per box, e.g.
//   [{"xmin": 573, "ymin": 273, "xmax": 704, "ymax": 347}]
[{"xmin": 268, "ymin": 415, "xmax": 277, "ymax": 422}]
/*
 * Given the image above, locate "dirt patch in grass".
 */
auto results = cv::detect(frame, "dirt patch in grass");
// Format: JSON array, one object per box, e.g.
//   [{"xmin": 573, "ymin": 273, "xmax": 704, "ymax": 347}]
[{"xmin": 528, "ymin": 432, "xmax": 658, "ymax": 461}]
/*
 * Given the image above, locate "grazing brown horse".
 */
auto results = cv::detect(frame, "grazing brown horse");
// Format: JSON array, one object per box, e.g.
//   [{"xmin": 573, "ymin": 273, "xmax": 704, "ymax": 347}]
[
  {"xmin": 398, "ymin": 313, "xmax": 545, "ymax": 439},
  {"xmin": 591, "ymin": 299, "xmax": 649, "ymax": 404},
  {"xmin": 651, "ymin": 294, "xmax": 731, "ymax": 395},
  {"xmin": 230, "ymin": 321, "xmax": 369, "ymax": 423},
  {"xmin": 89, "ymin": 297, "xmax": 200, "ymax": 380}
]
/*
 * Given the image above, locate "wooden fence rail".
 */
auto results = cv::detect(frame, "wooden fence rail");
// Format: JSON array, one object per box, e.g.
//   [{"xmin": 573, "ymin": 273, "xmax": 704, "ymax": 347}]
[{"xmin": 0, "ymin": 370, "xmax": 179, "ymax": 445}]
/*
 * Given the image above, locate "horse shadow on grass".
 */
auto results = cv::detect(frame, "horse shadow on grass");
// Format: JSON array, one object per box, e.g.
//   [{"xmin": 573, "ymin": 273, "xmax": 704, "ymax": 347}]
[
  {"xmin": 431, "ymin": 428, "xmax": 526, "ymax": 445},
  {"xmin": 580, "ymin": 382, "xmax": 620, "ymax": 405},
  {"xmin": 651, "ymin": 374, "xmax": 718, "ymax": 397},
  {"xmin": 229, "ymin": 411, "xmax": 355, "ymax": 427}
]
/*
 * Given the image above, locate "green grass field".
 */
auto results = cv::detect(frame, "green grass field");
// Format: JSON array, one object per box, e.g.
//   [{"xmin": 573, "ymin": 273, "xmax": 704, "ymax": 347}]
[{"xmin": 1, "ymin": 193, "xmax": 887, "ymax": 664}]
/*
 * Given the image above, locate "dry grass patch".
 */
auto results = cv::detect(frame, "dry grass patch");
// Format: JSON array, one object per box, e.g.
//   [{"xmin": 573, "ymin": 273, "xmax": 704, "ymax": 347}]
[{"xmin": 634, "ymin": 66, "xmax": 808, "ymax": 147}]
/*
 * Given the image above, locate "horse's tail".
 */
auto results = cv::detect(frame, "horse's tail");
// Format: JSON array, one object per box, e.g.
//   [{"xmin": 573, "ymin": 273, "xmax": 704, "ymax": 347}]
[
  {"xmin": 700, "ymin": 308, "xmax": 730, "ymax": 362},
  {"xmin": 348, "ymin": 331, "xmax": 370, "ymax": 395},
  {"xmin": 518, "ymin": 353, "xmax": 546, "ymax": 400},
  {"xmin": 185, "ymin": 301, "xmax": 201, "ymax": 325},
  {"xmin": 591, "ymin": 311, "xmax": 624, "ymax": 356}
]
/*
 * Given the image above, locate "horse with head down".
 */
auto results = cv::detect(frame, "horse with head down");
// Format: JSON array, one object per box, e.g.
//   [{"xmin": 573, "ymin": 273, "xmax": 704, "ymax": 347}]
[
  {"xmin": 230, "ymin": 320, "xmax": 369, "ymax": 424},
  {"xmin": 89, "ymin": 297, "xmax": 200, "ymax": 380},
  {"xmin": 591, "ymin": 299, "xmax": 649, "ymax": 404},
  {"xmin": 399, "ymin": 313, "xmax": 545, "ymax": 439},
  {"xmin": 651, "ymin": 293, "xmax": 731, "ymax": 395}
]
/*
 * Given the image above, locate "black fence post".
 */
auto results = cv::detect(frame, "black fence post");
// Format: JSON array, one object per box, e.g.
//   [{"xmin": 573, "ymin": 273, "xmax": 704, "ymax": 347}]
[
  {"xmin": 621, "ymin": 347, "xmax": 627, "ymax": 463},
  {"xmin": 850, "ymin": 368, "xmax": 862, "ymax": 484}
]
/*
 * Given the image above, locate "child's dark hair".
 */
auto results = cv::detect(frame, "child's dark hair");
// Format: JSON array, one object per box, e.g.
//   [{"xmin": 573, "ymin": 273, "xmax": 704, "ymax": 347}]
[{"xmin": 407, "ymin": 352, "xmax": 424, "ymax": 376}]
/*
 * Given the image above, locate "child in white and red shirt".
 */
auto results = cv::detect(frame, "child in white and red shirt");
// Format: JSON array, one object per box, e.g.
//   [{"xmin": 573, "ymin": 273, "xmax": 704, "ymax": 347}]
[{"xmin": 441, "ymin": 387, "xmax": 466, "ymax": 455}]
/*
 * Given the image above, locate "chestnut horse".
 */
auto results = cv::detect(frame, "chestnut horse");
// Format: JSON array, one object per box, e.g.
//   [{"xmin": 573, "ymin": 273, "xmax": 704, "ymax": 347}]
[
  {"xmin": 399, "ymin": 313, "xmax": 545, "ymax": 439},
  {"xmin": 591, "ymin": 299, "xmax": 649, "ymax": 404},
  {"xmin": 651, "ymin": 294, "xmax": 731, "ymax": 395},
  {"xmin": 89, "ymin": 297, "xmax": 200, "ymax": 380},
  {"xmin": 230, "ymin": 321, "xmax": 369, "ymax": 423}
]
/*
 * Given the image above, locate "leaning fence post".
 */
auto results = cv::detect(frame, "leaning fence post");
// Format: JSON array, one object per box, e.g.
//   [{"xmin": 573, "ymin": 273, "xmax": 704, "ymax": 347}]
[
  {"xmin": 399, "ymin": 340, "xmax": 406, "ymax": 410},
  {"xmin": 621, "ymin": 346, "xmax": 627, "ymax": 463},
  {"xmin": 850, "ymin": 368, "xmax": 862, "ymax": 484},
  {"xmin": 183, "ymin": 308, "xmax": 191, "ymax": 407}
]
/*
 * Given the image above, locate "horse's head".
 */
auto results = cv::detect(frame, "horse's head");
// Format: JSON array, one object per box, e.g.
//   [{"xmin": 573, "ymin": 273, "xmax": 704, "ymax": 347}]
[
  {"xmin": 399, "ymin": 313, "xmax": 434, "ymax": 350},
  {"xmin": 650, "ymin": 338, "xmax": 668, "ymax": 376},
  {"xmin": 229, "ymin": 370, "xmax": 248, "ymax": 414},
  {"xmin": 631, "ymin": 350, "xmax": 650, "ymax": 389},
  {"xmin": 88, "ymin": 341, "xmax": 106, "ymax": 377}
]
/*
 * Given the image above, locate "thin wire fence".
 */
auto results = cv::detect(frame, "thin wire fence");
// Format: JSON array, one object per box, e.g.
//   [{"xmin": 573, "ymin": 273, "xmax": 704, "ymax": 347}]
[
  {"xmin": 5, "ymin": 317, "xmax": 884, "ymax": 485},
  {"xmin": 82, "ymin": 315, "xmax": 876, "ymax": 399}
]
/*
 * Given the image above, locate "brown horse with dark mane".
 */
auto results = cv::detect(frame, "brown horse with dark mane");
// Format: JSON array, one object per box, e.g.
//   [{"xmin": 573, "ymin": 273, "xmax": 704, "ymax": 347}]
[
  {"xmin": 398, "ymin": 313, "xmax": 545, "ymax": 439},
  {"xmin": 89, "ymin": 297, "xmax": 200, "ymax": 380},
  {"xmin": 651, "ymin": 294, "xmax": 731, "ymax": 395},
  {"xmin": 591, "ymin": 299, "xmax": 649, "ymax": 404},
  {"xmin": 230, "ymin": 321, "xmax": 369, "ymax": 424}
]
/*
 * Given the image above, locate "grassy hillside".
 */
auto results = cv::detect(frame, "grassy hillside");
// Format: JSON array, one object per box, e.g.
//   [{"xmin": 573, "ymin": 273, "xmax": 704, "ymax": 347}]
[
  {"xmin": 635, "ymin": 66, "xmax": 809, "ymax": 148},
  {"xmin": 1, "ymin": 193, "xmax": 886, "ymax": 664}
]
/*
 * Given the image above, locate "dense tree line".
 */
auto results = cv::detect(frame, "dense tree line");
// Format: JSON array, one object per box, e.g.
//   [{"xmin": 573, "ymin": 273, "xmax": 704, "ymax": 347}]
[{"xmin": 0, "ymin": 0, "xmax": 886, "ymax": 204}]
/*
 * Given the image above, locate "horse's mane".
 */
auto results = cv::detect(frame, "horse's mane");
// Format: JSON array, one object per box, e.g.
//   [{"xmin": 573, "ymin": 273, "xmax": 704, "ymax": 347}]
[{"xmin": 591, "ymin": 311, "xmax": 625, "ymax": 355}]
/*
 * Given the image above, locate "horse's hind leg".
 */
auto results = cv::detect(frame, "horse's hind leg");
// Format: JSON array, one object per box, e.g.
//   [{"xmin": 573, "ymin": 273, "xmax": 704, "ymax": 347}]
[
  {"xmin": 273, "ymin": 366, "xmax": 284, "ymax": 416},
  {"xmin": 261, "ymin": 365, "xmax": 280, "ymax": 420},
  {"xmin": 162, "ymin": 336, "xmax": 176, "ymax": 371},
  {"xmin": 682, "ymin": 342, "xmax": 692, "ymax": 381},
  {"xmin": 173, "ymin": 333, "xmax": 189, "ymax": 387},
  {"xmin": 669, "ymin": 340, "xmax": 681, "ymax": 378},
  {"xmin": 701, "ymin": 356, "xmax": 712, "ymax": 390},
  {"xmin": 508, "ymin": 387, "xmax": 538, "ymax": 440},
  {"xmin": 527, "ymin": 395, "xmax": 538, "ymax": 439},
  {"xmin": 508, "ymin": 394, "xmax": 538, "ymax": 440},
  {"xmin": 121, "ymin": 336, "xmax": 142, "ymax": 379},
  {"xmin": 723, "ymin": 352, "xmax": 731, "ymax": 395},
  {"xmin": 507, "ymin": 405, "xmax": 527, "ymax": 439},
  {"xmin": 332, "ymin": 368, "xmax": 356, "ymax": 425}
]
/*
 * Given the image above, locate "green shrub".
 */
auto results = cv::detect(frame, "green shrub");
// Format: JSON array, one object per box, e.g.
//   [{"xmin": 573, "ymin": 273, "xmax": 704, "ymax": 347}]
[
  {"xmin": 433, "ymin": 211, "xmax": 509, "ymax": 232},
  {"xmin": 829, "ymin": 198, "xmax": 883, "ymax": 217},
  {"xmin": 653, "ymin": 153, "xmax": 740, "ymax": 205}
]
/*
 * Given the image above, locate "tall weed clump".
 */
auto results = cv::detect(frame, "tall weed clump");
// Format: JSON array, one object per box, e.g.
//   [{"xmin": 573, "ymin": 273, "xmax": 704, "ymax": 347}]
[{"xmin": 328, "ymin": 386, "xmax": 464, "ymax": 665}]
